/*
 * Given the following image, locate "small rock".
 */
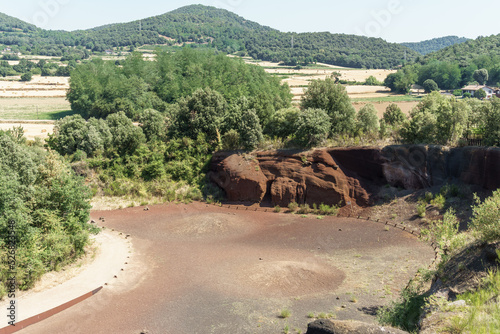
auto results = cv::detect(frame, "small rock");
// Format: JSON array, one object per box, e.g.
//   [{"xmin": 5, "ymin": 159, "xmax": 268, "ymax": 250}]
[{"xmin": 450, "ymin": 300, "xmax": 466, "ymax": 307}]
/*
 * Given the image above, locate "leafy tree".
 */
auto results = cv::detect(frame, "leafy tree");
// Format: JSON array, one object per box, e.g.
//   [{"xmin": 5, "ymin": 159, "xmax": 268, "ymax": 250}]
[
  {"xmin": 383, "ymin": 104, "xmax": 406, "ymax": 126},
  {"xmin": 473, "ymin": 69, "xmax": 489, "ymax": 85},
  {"xmin": 401, "ymin": 92, "xmax": 469, "ymax": 145},
  {"xmin": 356, "ymin": 104, "xmax": 380, "ymax": 135},
  {"xmin": 294, "ymin": 108, "xmax": 331, "ymax": 147},
  {"xmin": 173, "ymin": 88, "xmax": 227, "ymax": 144},
  {"xmin": 20, "ymin": 72, "xmax": 32, "ymax": 82},
  {"xmin": 423, "ymin": 79, "xmax": 439, "ymax": 93},
  {"xmin": 267, "ymin": 107, "xmax": 300, "ymax": 138},
  {"xmin": 106, "ymin": 111, "xmax": 146, "ymax": 154},
  {"xmin": 482, "ymin": 97, "xmax": 500, "ymax": 146},
  {"xmin": 475, "ymin": 88, "xmax": 487, "ymax": 100},
  {"xmin": 139, "ymin": 109, "xmax": 167, "ymax": 142},
  {"xmin": 301, "ymin": 78, "xmax": 356, "ymax": 135},
  {"xmin": 385, "ymin": 65, "xmax": 418, "ymax": 94},
  {"xmin": 237, "ymin": 108, "xmax": 263, "ymax": 150},
  {"xmin": 364, "ymin": 75, "xmax": 382, "ymax": 86},
  {"xmin": 224, "ymin": 97, "xmax": 263, "ymax": 150},
  {"xmin": 469, "ymin": 190, "xmax": 500, "ymax": 242}
]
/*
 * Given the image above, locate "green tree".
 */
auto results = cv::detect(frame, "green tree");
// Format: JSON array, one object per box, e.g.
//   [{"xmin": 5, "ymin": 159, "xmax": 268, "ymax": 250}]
[
  {"xmin": 20, "ymin": 72, "xmax": 32, "ymax": 82},
  {"xmin": 469, "ymin": 190, "xmax": 500, "ymax": 242},
  {"xmin": 173, "ymin": 88, "xmax": 227, "ymax": 144},
  {"xmin": 356, "ymin": 104, "xmax": 380, "ymax": 135},
  {"xmin": 106, "ymin": 111, "xmax": 146, "ymax": 154},
  {"xmin": 482, "ymin": 97, "xmax": 500, "ymax": 146},
  {"xmin": 423, "ymin": 79, "xmax": 439, "ymax": 93},
  {"xmin": 267, "ymin": 107, "xmax": 300, "ymax": 139},
  {"xmin": 473, "ymin": 69, "xmax": 489, "ymax": 85},
  {"xmin": 294, "ymin": 108, "xmax": 331, "ymax": 147},
  {"xmin": 383, "ymin": 104, "xmax": 406, "ymax": 126},
  {"xmin": 301, "ymin": 78, "xmax": 356, "ymax": 135},
  {"xmin": 139, "ymin": 109, "xmax": 167, "ymax": 142},
  {"xmin": 475, "ymin": 88, "xmax": 487, "ymax": 100}
]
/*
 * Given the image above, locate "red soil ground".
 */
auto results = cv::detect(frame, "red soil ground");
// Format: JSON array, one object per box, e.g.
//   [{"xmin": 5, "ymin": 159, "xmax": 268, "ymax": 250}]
[{"xmin": 20, "ymin": 202, "xmax": 434, "ymax": 334}]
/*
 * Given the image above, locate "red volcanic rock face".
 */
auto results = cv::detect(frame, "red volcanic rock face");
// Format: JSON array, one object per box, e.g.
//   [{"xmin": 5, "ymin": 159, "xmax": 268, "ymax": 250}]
[
  {"xmin": 210, "ymin": 146, "xmax": 500, "ymax": 208},
  {"xmin": 209, "ymin": 154, "xmax": 267, "ymax": 202},
  {"xmin": 210, "ymin": 149, "xmax": 372, "ymax": 208}
]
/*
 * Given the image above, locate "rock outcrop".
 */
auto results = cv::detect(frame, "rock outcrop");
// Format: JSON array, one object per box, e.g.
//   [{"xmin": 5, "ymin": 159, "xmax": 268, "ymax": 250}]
[
  {"xmin": 209, "ymin": 146, "xmax": 500, "ymax": 207},
  {"xmin": 306, "ymin": 319, "xmax": 408, "ymax": 334}
]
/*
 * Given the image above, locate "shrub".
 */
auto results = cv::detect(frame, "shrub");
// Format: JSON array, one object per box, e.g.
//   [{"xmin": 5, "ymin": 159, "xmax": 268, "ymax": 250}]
[
  {"xmin": 469, "ymin": 190, "xmax": 500, "ymax": 242},
  {"xmin": 221, "ymin": 129, "xmax": 240, "ymax": 151},
  {"xmin": 20, "ymin": 72, "xmax": 32, "ymax": 82},
  {"xmin": 431, "ymin": 194, "xmax": 446, "ymax": 210},
  {"xmin": 297, "ymin": 204, "xmax": 311, "ymax": 214},
  {"xmin": 280, "ymin": 309, "xmax": 291, "ymax": 319},
  {"xmin": 318, "ymin": 203, "xmax": 339, "ymax": 216},
  {"xmin": 417, "ymin": 201, "xmax": 427, "ymax": 218},
  {"xmin": 288, "ymin": 201, "xmax": 299, "ymax": 212},
  {"xmin": 274, "ymin": 206, "xmax": 282, "ymax": 213},
  {"xmin": 378, "ymin": 281, "xmax": 426, "ymax": 332}
]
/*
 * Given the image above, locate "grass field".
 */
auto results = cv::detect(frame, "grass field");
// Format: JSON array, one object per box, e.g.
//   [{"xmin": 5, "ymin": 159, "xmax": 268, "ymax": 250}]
[{"xmin": 0, "ymin": 97, "xmax": 75, "ymax": 120}]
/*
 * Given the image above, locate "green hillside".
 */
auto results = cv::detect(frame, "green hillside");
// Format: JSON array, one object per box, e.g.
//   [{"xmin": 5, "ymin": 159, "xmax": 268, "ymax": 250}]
[
  {"xmin": 401, "ymin": 36, "xmax": 469, "ymax": 55},
  {"xmin": 425, "ymin": 34, "xmax": 500, "ymax": 63},
  {"xmin": 0, "ymin": 4, "xmax": 417, "ymax": 68}
]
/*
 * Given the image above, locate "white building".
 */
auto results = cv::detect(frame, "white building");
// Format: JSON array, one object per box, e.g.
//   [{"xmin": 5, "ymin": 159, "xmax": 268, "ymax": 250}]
[{"xmin": 461, "ymin": 85, "xmax": 496, "ymax": 99}]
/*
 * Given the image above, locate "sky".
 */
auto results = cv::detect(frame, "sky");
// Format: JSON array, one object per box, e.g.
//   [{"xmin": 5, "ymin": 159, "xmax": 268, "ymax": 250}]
[{"xmin": 0, "ymin": 0, "xmax": 498, "ymax": 43}]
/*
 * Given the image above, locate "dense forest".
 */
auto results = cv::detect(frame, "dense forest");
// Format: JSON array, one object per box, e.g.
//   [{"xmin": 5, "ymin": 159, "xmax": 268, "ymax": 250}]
[
  {"xmin": 0, "ymin": 5, "xmax": 416, "ymax": 68},
  {"xmin": 401, "ymin": 36, "xmax": 469, "ymax": 55}
]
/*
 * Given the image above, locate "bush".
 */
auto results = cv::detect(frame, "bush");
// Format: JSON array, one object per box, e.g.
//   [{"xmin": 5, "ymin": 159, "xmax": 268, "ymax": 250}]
[
  {"xmin": 297, "ymin": 204, "xmax": 311, "ymax": 214},
  {"xmin": 288, "ymin": 201, "xmax": 299, "ymax": 212},
  {"xmin": 469, "ymin": 190, "xmax": 500, "ymax": 242},
  {"xmin": 20, "ymin": 72, "xmax": 32, "ymax": 82},
  {"xmin": 378, "ymin": 281, "xmax": 426, "ymax": 332},
  {"xmin": 453, "ymin": 89, "xmax": 463, "ymax": 97},
  {"xmin": 318, "ymin": 203, "xmax": 339, "ymax": 216},
  {"xmin": 417, "ymin": 201, "xmax": 427, "ymax": 218},
  {"xmin": 431, "ymin": 194, "xmax": 446, "ymax": 210}
]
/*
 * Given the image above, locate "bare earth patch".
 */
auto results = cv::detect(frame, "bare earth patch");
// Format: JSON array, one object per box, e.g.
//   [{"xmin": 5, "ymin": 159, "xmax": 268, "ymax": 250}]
[{"xmin": 21, "ymin": 202, "xmax": 434, "ymax": 334}]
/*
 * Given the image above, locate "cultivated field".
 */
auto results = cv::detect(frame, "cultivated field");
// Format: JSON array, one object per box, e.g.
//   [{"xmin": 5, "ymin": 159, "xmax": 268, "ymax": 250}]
[{"xmin": 0, "ymin": 75, "xmax": 69, "ymax": 98}]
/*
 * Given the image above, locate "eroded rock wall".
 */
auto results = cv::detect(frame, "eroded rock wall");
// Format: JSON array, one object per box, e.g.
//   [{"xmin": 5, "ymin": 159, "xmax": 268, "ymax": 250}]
[{"xmin": 209, "ymin": 146, "xmax": 500, "ymax": 207}]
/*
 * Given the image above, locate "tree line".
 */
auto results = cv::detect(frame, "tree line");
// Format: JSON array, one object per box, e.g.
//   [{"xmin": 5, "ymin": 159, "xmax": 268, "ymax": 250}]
[{"xmin": 0, "ymin": 129, "xmax": 97, "ymax": 299}]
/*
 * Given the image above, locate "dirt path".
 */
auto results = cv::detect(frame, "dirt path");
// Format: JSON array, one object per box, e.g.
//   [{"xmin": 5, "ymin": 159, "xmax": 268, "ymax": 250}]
[
  {"xmin": 0, "ymin": 230, "xmax": 136, "ymax": 331},
  {"xmin": 18, "ymin": 202, "xmax": 434, "ymax": 334}
]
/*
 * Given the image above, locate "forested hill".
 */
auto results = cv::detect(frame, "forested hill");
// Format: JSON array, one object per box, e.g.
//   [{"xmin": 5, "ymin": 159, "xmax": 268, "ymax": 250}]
[
  {"xmin": 424, "ymin": 34, "xmax": 500, "ymax": 63},
  {"xmin": 0, "ymin": 12, "xmax": 38, "ymax": 32},
  {"xmin": 401, "ymin": 36, "xmax": 469, "ymax": 55},
  {"xmin": 0, "ymin": 4, "xmax": 417, "ymax": 68}
]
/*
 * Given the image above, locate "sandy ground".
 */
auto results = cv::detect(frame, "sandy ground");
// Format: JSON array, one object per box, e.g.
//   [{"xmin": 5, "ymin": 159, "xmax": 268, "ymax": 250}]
[
  {"xmin": 19, "ymin": 202, "xmax": 434, "ymax": 334},
  {"xmin": 0, "ymin": 122, "xmax": 54, "ymax": 141},
  {"xmin": 0, "ymin": 229, "xmax": 136, "ymax": 328}
]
